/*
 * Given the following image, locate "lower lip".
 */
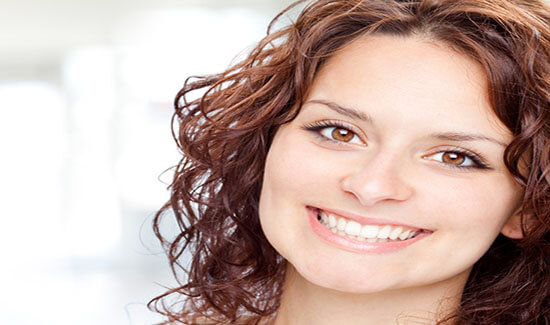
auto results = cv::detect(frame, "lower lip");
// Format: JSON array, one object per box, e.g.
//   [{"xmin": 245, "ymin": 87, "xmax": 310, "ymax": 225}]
[{"xmin": 307, "ymin": 206, "xmax": 429, "ymax": 254}]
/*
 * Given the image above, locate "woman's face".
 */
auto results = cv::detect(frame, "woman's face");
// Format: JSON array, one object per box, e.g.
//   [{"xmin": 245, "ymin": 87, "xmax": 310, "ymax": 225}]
[{"xmin": 258, "ymin": 35, "xmax": 523, "ymax": 294}]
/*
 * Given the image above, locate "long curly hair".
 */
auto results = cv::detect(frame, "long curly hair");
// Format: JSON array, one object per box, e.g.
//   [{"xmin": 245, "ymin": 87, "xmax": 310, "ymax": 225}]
[{"xmin": 148, "ymin": 0, "xmax": 550, "ymax": 323}]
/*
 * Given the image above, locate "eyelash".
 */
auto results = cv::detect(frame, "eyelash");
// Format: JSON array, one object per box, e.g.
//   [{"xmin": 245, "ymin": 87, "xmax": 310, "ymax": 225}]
[
  {"xmin": 427, "ymin": 148, "xmax": 491, "ymax": 170},
  {"xmin": 300, "ymin": 120, "xmax": 491, "ymax": 170},
  {"xmin": 301, "ymin": 120, "xmax": 364, "ymax": 146}
]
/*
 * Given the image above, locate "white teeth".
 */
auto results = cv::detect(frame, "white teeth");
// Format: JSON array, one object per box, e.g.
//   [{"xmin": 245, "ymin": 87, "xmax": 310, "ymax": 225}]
[
  {"xmin": 398, "ymin": 230, "xmax": 411, "ymax": 240},
  {"xmin": 377, "ymin": 225, "xmax": 392, "ymax": 239},
  {"xmin": 328, "ymin": 214, "xmax": 337, "ymax": 228},
  {"xmin": 344, "ymin": 220, "xmax": 361, "ymax": 236},
  {"xmin": 321, "ymin": 212, "xmax": 328, "ymax": 224},
  {"xmin": 360, "ymin": 225, "xmax": 379, "ymax": 239},
  {"xmin": 337, "ymin": 217, "xmax": 347, "ymax": 231},
  {"xmin": 389, "ymin": 227, "xmax": 403, "ymax": 240},
  {"xmin": 316, "ymin": 209, "xmax": 422, "ymax": 242}
]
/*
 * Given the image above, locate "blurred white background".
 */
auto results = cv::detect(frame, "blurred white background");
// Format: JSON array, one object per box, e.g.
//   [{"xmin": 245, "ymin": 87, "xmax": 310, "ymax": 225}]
[{"xmin": 0, "ymin": 0, "xmax": 294, "ymax": 324}]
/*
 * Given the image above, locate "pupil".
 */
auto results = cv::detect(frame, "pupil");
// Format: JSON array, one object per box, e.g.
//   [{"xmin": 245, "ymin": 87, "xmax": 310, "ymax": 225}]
[
  {"xmin": 443, "ymin": 152, "xmax": 465, "ymax": 165},
  {"xmin": 332, "ymin": 128, "xmax": 353, "ymax": 141}
]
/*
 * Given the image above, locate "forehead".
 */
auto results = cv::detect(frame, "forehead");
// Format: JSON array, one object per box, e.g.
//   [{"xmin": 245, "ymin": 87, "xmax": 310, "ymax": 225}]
[{"xmin": 305, "ymin": 35, "xmax": 512, "ymax": 142}]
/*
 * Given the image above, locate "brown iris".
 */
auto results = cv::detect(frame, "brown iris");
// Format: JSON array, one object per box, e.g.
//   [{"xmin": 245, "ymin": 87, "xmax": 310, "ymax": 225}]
[
  {"xmin": 442, "ymin": 152, "xmax": 465, "ymax": 165},
  {"xmin": 331, "ymin": 128, "xmax": 354, "ymax": 142}
]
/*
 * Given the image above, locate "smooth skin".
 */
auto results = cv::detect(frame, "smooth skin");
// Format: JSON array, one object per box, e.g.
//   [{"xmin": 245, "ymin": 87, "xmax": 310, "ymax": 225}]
[{"xmin": 259, "ymin": 35, "xmax": 523, "ymax": 324}]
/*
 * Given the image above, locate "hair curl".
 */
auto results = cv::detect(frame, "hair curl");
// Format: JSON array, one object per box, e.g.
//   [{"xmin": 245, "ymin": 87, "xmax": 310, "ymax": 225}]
[{"xmin": 149, "ymin": 0, "xmax": 550, "ymax": 323}]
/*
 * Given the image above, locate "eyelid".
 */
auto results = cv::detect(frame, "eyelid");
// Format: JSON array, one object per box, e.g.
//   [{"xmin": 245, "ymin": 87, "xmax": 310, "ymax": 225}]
[
  {"xmin": 423, "ymin": 147, "xmax": 492, "ymax": 170},
  {"xmin": 301, "ymin": 120, "xmax": 366, "ymax": 146}
]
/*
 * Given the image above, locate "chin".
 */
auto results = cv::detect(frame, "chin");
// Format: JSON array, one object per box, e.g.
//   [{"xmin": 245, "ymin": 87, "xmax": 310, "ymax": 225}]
[{"xmin": 286, "ymin": 254, "xmax": 399, "ymax": 294}]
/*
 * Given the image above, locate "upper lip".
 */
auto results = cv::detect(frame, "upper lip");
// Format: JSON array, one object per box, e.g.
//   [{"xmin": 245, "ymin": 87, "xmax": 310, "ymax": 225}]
[{"xmin": 312, "ymin": 206, "xmax": 430, "ymax": 232}]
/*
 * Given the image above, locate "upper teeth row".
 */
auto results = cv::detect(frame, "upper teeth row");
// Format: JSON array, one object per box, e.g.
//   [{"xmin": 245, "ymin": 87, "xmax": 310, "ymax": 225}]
[{"xmin": 319, "ymin": 210, "xmax": 417, "ymax": 241}]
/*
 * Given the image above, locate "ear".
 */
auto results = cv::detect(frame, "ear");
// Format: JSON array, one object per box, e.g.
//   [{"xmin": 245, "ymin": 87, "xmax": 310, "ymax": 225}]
[{"xmin": 500, "ymin": 212, "xmax": 524, "ymax": 239}]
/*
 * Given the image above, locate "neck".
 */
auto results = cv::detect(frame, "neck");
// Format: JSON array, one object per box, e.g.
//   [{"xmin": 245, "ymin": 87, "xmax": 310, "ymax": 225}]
[{"xmin": 271, "ymin": 265, "xmax": 469, "ymax": 325}]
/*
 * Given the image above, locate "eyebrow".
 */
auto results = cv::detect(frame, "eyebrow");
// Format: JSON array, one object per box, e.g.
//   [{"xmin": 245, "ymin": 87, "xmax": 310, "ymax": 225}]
[
  {"xmin": 305, "ymin": 99, "xmax": 508, "ymax": 148},
  {"xmin": 429, "ymin": 132, "xmax": 508, "ymax": 147},
  {"xmin": 305, "ymin": 99, "xmax": 372, "ymax": 122}
]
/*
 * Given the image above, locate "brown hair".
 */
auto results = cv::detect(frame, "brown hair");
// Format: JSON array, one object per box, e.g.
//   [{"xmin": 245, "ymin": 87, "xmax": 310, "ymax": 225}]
[{"xmin": 149, "ymin": 0, "xmax": 550, "ymax": 323}]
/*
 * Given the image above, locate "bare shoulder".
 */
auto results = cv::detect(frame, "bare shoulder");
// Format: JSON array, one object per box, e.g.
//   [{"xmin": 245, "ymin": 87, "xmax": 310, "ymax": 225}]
[{"xmin": 191, "ymin": 316, "xmax": 271, "ymax": 324}]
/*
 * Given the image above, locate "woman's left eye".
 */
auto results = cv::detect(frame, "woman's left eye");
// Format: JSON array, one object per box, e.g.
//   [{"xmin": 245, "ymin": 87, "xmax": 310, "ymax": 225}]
[{"xmin": 425, "ymin": 150, "xmax": 489, "ymax": 170}]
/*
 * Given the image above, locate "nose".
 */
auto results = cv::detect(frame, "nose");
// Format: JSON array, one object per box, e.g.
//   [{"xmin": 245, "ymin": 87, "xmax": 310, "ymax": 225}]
[{"xmin": 340, "ymin": 151, "xmax": 414, "ymax": 206}]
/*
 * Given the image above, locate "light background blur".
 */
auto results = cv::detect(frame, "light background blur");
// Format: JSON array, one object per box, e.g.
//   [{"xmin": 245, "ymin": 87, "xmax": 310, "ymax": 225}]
[{"xmin": 0, "ymin": 0, "xmax": 295, "ymax": 324}]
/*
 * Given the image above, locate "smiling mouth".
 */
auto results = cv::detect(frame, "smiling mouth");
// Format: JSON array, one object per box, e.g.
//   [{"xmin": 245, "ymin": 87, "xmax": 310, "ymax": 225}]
[{"xmin": 314, "ymin": 207, "xmax": 430, "ymax": 243}]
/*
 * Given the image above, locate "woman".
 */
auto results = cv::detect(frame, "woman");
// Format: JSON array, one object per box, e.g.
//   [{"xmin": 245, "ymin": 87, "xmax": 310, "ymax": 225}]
[{"xmin": 149, "ymin": 0, "xmax": 550, "ymax": 324}]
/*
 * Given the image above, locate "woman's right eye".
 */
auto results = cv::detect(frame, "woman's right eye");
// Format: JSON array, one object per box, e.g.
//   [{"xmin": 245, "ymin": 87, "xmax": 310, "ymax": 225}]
[
  {"xmin": 301, "ymin": 121, "xmax": 364, "ymax": 146},
  {"xmin": 319, "ymin": 126, "xmax": 362, "ymax": 144}
]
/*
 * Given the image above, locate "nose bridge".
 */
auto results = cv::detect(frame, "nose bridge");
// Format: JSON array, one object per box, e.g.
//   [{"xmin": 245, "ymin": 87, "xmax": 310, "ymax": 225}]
[{"xmin": 341, "ymin": 146, "xmax": 413, "ymax": 206}]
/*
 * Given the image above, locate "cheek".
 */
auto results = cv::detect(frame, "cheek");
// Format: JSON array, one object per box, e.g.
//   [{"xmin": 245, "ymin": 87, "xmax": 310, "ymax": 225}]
[
  {"xmin": 421, "ymin": 174, "xmax": 520, "ymax": 233},
  {"xmin": 410, "ymin": 175, "xmax": 522, "ymax": 278},
  {"xmin": 259, "ymin": 127, "xmax": 338, "ymax": 255},
  {"xmin": 262, "ymin": 131, "xmax": 336, "ymax": 204},
  {"xmin": 259, "ymin": 129, "xmax": 309, "ymax": 257}
]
